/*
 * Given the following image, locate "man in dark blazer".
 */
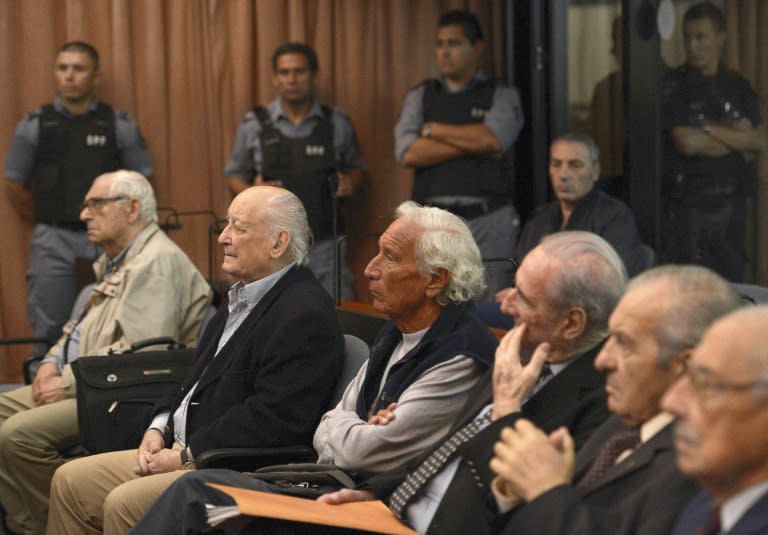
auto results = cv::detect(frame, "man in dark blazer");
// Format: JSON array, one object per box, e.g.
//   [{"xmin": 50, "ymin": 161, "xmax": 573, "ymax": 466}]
[
  {"xmin": 489, "ymin": 265, "xmax": 742, "ymax": 535},
  {"xmin": 665, "ymin": 306, "xmax": 768, "ymax": 535},
  {"xmin": 45, "ymin": 186, "xmax": 344, "ymax": 534},
  {"xmin": 313, "ymin": 231, "xmax": 626, "ymax": 535}
]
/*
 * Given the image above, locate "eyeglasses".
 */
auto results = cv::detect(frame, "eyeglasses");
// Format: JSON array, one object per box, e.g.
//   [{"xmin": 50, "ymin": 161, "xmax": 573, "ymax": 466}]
[
  {"xmin": 80, "ymin": 196, "xmax": 128, "ymax": 212},
  {"xmin": 684, "ymin": 365, "xmax": 768, "ymax": 399}
]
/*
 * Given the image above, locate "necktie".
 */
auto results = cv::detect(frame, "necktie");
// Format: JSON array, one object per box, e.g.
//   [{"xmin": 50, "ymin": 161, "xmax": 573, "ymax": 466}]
[
  {"xmin": 697, "ymin": 506, "xmax": 721, "ymax": 535},
  {"xmin": 575, "ymin": 428, "xmax": 641, "ymax": 491},
  {"xmin": 388, "ymin": 408, "xmax": 493, "ymax": 519}
]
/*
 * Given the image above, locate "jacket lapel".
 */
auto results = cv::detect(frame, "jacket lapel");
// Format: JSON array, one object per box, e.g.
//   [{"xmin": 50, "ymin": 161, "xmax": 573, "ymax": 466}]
[
  {"xmin": 582, "ymin": 422, "xmax": 675, "ymax": 493},
  {"xmin": 522, "ymin": 343, "xmax": 603, "ymax": 425},
  {"xmin": 192, "ymin": 266, "xmax": 300, "ymax": 394}
]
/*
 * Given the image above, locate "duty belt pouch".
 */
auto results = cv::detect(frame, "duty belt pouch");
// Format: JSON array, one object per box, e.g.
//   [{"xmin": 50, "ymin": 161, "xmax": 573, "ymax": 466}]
[
  {"xmin": 247, "ymin": 463, "xmax": 357, "ymax": 499},
  {"xmin": 71, "ymin": 347, "xmax": 197, "ymax": 454}
]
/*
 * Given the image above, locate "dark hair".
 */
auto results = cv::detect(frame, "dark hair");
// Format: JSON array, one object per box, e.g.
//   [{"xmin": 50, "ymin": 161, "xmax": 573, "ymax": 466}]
[
  {"xmin": 271, "ymin": 42, "xmax": 319, "ymax": 73},
  {"xmin": 683, "ymin": 2, "xmax": 725, "ymax": 33},
  {"xmin": 58, "ymin": 41, "xmax": 100, "ymax": 70},
  {"xmin": 552, "ymin": 132, "xmax": 600, "ymax": 164},
  {"xmin": 438, "ymin": 10, "xmax": 484, "ymax": 43}
]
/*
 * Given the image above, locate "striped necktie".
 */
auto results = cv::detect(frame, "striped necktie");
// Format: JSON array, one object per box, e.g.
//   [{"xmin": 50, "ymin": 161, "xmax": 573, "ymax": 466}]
[{"xmin": 388, "ymin": 408, "xmax": 493, "ymax": 519}]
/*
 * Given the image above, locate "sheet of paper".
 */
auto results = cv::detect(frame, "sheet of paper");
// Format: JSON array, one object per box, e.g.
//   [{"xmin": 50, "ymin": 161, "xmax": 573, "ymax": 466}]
[{"xmin": 207, "ymin": 483, "xmax": 418, "ymax": 535}]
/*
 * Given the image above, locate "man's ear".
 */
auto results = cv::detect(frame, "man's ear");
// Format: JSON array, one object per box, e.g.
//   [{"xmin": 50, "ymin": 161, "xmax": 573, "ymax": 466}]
[
  {"xmin": 126, "ymin": 198, "xmax": 141, "ymax": 224},
  {"xmin": 560, "ymin": 307, "xmax": 587, "ymax": 341},
  {"xmin": 425, "ymin": 268, "xmax": 449, "ymax": 299},
  {"xmin": 270, "ymin": 230, "xmax": 291, "ymax": 259},
  {"xmin": 669, "ymin": 347, "xmax": 693, "ymax": 376}
]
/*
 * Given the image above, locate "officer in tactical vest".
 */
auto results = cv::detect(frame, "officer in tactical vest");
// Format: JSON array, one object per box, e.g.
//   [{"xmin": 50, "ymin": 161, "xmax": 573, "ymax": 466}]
[
  {"xmin": 4, "ymin": 41, "xmax": 153, "ymax": 356},
  {"xmin": 225, "ymin": 42, "xmax": 367, "ymax": 301},
  {"xmin": 394, "ymin": 9, "xmax": 524, "ymax": 301},
  {"xmin": 661, "ymin": 2, "xmax": 765, "ymax": 281}
]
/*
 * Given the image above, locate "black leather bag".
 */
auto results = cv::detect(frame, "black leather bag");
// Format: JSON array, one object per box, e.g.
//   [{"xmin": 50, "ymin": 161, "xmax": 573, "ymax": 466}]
[
  {"xmin": 246, "ymin": 463, "xmax": 357, "ymax": 499},
  {"xmin": 71, "ymin": 343, "xmax": 197, "ymax": 455}
]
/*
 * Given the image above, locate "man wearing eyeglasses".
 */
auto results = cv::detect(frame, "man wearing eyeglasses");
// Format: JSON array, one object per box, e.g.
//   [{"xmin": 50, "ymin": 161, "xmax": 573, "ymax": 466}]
[
  {"xmin": 3, "ymin": 41, "xmax": 154, "ymax": 360},
  {"xmin": 665, "ymin": 306, "xmax": 768, "ymax": 535},
  {"xmin": 0, "ymin": 170, "xmax": 211, "ymax": 535},
  {"xmin": 489, "ymin": 265, "xmax": 741, "ymax": 535}
]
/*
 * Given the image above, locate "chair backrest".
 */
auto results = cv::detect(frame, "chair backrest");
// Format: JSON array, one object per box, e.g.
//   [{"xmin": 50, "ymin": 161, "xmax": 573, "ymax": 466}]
[
  {"xmin": 336, "ymin": 308, "xmax": 388, "ymax": 347},
  {"xmin": 330, "ymin": 334, "xmax": 370, "ymax": 407},
  {"xmin": 731, "ymin": 282, "xmax": 768, "ymax": 304}
]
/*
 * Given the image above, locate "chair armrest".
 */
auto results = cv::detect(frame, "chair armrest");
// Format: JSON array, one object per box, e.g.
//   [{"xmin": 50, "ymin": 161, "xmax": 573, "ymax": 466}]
[
  {"xmin": 195, "ymin": 446, "xmax": 318, "ymax": 471},
  {"xmin": 0, "ymin": 337, "xmax": 49, "ymax": 346}
]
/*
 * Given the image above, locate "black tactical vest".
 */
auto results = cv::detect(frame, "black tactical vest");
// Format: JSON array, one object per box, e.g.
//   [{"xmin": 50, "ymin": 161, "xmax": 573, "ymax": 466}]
[
  {"xmin": 412, "ymin": 78, "xmax": 514, "ymax": 203},
  {"xmin": 256, "ymin": 106, "xmax": 340, "ymax": 242},
  {"xmin": 32, "ymin": 102, "xmax": 121, "ymax": 226}
]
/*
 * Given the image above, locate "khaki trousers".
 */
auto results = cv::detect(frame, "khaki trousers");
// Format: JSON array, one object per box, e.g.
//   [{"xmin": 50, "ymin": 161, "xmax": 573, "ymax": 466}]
[
  {"xmin": 0, "ymin": 385, "xmax": 79, "ymax": 535},
  {"xmin": 47, "ymin": 447, "xmax": 191, "ymax": 535}
]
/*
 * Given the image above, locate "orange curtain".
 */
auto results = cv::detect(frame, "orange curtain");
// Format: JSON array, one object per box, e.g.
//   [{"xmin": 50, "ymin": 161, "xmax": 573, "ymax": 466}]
[
  {"xmin": 0, "ymin": 0, "xmax": 506, "ymax": 382},
  {"xmin": 725, "ymin": 1, "xmax": 768, "ymax": 283}
]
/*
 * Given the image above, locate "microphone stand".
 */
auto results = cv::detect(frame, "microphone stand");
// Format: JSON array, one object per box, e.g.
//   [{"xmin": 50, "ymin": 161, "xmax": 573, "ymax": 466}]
[{"xmin": 157, "ymin": 207, "xmax": 221, "ymax": 281}]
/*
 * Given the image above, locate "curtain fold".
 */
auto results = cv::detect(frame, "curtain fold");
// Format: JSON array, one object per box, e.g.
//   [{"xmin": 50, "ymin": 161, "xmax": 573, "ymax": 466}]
[{"xmin": 725, "ymin": 0, "xmax": 768, "ymax": 283}]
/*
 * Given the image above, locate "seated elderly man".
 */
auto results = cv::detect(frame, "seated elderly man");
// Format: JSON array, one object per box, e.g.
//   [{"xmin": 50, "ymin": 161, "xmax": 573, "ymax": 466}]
[
  {"xmin": 666, "ymin": 306, "xmax": 768, "ymax": 535},
  {"xmin": 46, "ymin": 186, "xmax": 345, "ymax": 535},
  {"xmin": 226, "ymin": 231, "xmax": 622, "ymax": 535},
  {"xmin": 0, "ymin": 170, "xmax": 212, "ymax": 535},
  {"xmin": 122, "ymin": 200, "xmax": 500, "ymax": 533},
  {"xmin": 489, "ymin": 265, "xmax": 741, "ymax": 535}
]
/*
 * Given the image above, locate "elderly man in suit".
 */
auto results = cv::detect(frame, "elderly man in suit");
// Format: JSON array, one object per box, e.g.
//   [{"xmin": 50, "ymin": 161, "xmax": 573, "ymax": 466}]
[
  {"xmin": 489, "ymin": 265, "xmax": 742, "ymax": 535},
  {"xmin": 298, "ymin": 231, "xmax": 623, "ymax": 535},
  {"xmin": 45, "ymin": 186, "xmax": 344, "ymax": 535},
  {"xmin": 666, "ymin": 306, "xmax": 768, "ymax": 535},
  {"xmin": 125, "ymin": 200, "xmax": 500, "ymax": 534}
]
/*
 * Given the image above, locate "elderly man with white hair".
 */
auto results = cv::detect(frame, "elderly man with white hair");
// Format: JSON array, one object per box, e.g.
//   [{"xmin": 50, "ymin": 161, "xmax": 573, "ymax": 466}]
[
  {"xmin": 47, "ymin": 186, "xmax": 345, "ymax": 535},
  {"xmin": 116, "ymin": 200, "xmax": 500, "ymax": 534},
  {"xmin": 0, "ymin": 170, "xmax": 212, "ymax": 535}
]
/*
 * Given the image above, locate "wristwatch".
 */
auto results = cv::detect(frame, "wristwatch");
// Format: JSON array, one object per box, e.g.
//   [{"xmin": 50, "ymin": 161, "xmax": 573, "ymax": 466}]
[
  {"xmin": 421, "ymin": 122, "xmax": 433, "ymax": 138},
  {"xmin": 179, "ymin": 447, "xmax": 193, "ymax": 466}
]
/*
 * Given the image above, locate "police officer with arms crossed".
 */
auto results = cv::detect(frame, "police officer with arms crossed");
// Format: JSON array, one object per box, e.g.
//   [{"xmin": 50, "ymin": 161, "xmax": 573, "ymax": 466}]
[
  {"xmin": 4, "ymin": 41, "xmax": 153, "ymax": 356},
  {"xmin": 225, "ymin": 42, "xmax": 367, "ymax": 300},
  {"xmin": 394, "ymin": 9, "xmax": 524, "ymax": 300},
  {"xmin": 661, "ymin": 2, "xmax": 766, "ymax": 281}
]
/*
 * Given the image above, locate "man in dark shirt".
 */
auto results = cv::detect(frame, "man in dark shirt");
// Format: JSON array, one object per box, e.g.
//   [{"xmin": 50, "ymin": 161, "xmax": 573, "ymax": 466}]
[
  {"xmin": 481, "ymin": 133, "xmax": 644, "ymax": 328},
  {"xmin": 661, "ymin": 2, "xmax": 765, "ymax": 281}
]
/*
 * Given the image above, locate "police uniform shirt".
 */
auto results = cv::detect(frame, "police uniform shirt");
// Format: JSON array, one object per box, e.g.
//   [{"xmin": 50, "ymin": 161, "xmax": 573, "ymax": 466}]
[
  {"xmin": 393, "ymin": 71, "xmax": 524, "ymax": 163},
  {"xmin": 4, "ymin": 96, "xmax": 154, "ymax": 185},
  {"xmin": 224, "ymin": 97, "xmax": 367, "ymax": 180}
]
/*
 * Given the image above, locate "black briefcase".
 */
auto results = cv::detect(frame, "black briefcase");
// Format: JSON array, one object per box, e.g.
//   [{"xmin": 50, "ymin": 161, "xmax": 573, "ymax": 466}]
[{"xmin": 71, "ymin": 341, "xmax": 197, "ymax": 455}]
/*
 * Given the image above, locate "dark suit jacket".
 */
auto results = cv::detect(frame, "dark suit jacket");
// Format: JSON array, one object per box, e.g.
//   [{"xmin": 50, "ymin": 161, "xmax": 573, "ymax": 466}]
[
  {"xmin": 155, "ymin": 266, "xmax": 344, "ymax": 456},
  {"xmin": 672, "ymin": 488, "xmax": 768, "ymax": 535},
  {"xmin": 363, "ymin": 342, "xmax": 610, "ymax": 535},
  {"xmin": 500, "ymin": 415, "xmax": 698, "ymax": 535}
]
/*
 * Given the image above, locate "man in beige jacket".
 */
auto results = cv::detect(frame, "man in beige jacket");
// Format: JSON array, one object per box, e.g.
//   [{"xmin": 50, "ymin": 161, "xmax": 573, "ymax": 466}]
[{"xmin": 0, "ymin": 170, "xmax": 212, "ymax": 535}]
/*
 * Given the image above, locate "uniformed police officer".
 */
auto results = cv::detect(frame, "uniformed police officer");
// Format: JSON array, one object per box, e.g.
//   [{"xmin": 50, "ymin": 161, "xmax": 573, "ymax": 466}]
[
  {"xmin": 661, "ymin": 2, "xmax": 766, "ymax": 281},
  {"xmin": 225, "ymin": 43, "xmax": 367, "ymax": 301},
  {"xmin": 4, "ymin": 41, "xmax": 153, "ymax": 355},
  {"xmin": 394, "ymin": 10, "xmax": 524, "ymax": 300}
]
